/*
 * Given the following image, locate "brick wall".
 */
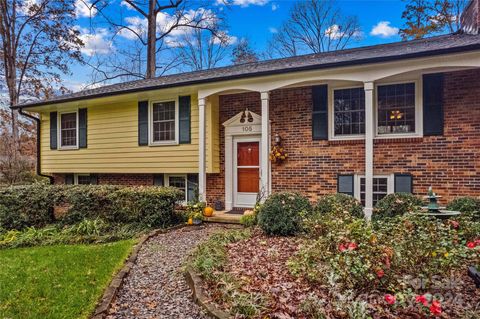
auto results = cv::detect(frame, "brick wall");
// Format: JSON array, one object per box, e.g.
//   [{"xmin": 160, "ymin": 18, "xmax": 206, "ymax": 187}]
[
  {"xmin": 52, "ymin": 173, "xmax": 154, "ymax": 186},
  {"xmin": 206, "ymin": 92, "xmax": 261, "ymax": 205},
  {"xmin": 97, "ymin": 174, "xmax": 154, "ymax": 186},
  {"xmin": 208, "ymin": 69, "xmax": 480, "ymax": 205}
]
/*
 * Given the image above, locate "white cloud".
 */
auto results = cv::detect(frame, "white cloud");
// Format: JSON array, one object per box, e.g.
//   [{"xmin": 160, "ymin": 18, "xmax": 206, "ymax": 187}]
[
  {"xmin": 75, "ymin": 0, "xmax": 97, "ymax": 18},
  {"xmin": 77, "ymin": 27, "xmax": 113, "ymax": 56},
  {"xmin": 117, "ymin": 16, "xmax": 147, "ymax": 40},
  {"xmin": 216, "ymin": 0, "xmax": 269, "ymax": 7},
  {"xmin": 120, "ymin": 0, "xmax": 135, "ymax": 10},
  {"xmin": 271, "ymin": 3, "xmax": 278, "ymax": 11},
  {"xmin": 118, "ymin": 8, "xmax": 219, "ymax": 48},
  {"xmin": 17, "ymin": 0, "xmax": 40, "ymax": 14},
  {"xmin": 213, "ymin": 31, "xmax": 238, "ymax": 45},
  {"xmin": 269, "ymin": 27, "xmax": 278, "ymax": 34},
  {"xmin": 370, "ymin": 21, "xmax": 399, "ymax": 38},
  {"xmin": 325, "ymin": 24, "xmax": 345, "ymax": 40}
]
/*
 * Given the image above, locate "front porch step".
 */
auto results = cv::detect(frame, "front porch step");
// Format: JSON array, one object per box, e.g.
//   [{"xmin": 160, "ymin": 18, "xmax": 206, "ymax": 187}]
[{"xmin": 204, "ymin": 211, "xmax": 242, "ymax": 224}]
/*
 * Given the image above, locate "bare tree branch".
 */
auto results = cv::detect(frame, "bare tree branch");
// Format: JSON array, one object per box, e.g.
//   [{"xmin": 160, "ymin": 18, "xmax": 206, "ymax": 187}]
[{"xmin": 265, "ymin": 0, "xmax": 361, "ymax": 58}]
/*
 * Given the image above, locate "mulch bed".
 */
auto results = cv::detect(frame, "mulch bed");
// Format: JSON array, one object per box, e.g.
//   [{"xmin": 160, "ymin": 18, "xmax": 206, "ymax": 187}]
[{"xmin": 204, "ymin": 229, "xmax": 480, "ymax": 319}]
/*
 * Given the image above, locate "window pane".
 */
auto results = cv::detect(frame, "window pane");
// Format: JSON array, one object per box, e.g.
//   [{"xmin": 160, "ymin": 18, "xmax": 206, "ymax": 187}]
[
  {"xmin": 61, "ymin": 113, "xmax": 77, "ymax": 147},
  {"xmin": 77, "ymin": 175, "xmax": 91, "ymax": 185},
  {"xmin": 360, "ymin": 177, "xmax": 388, "ymax": 206},
  {"xmin": 334, "ymin": 88, "xmax": 365, "ymax": 136},
  {"xmin": 377, "ymin": 83, "xmax": 416, "ymax": 135},
  {"xmin": 152, "ymin": 101, "xmax": 175, "ymax": 142},
  {"xmin": 169, "ymin": 176, "xmax": 186, "ymax": 199}
]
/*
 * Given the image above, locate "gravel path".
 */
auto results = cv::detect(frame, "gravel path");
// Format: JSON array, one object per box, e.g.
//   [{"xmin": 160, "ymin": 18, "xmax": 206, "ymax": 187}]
[{"xmin": 106, "ymin": 224, "xmax": 238, "ymax": 319}]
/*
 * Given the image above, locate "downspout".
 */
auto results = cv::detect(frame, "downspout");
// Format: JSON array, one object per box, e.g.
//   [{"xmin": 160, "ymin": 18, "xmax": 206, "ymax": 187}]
[{"xmin": 18, "ymin": 108, "xmax": 54, "ymax": 184}]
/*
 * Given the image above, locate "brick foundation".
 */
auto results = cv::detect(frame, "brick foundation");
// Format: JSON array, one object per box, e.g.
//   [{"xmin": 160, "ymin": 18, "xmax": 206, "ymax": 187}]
[{"xmin": 52, "ymin": 173, "xmax": 154, "ymax": 186}]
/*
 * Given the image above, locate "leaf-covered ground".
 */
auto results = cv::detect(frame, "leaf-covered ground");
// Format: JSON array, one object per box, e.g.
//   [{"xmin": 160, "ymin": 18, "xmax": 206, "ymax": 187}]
[{"xmin": 203, "ymin": 229, "xmax": 480, "ymax": 319}]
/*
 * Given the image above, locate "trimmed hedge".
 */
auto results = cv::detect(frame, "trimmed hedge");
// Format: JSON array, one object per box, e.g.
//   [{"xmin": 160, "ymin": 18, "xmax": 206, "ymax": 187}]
[
  {"xmin": 0, "ymin": 185, "xmax": 184, "ymax": 230},
  {"xmin": 372, "ymin": 193, "xmax": 423, "ymax": 222},
  {"xmin": 314, "ymin": 193, "xmax": 364, "ymax": 219},
  {"xmin": 0, "ymin": 184, "xmax": 55, "ymax": 230},
  {"xmin": 257, "ymin": 192, "xmax": 312, "ymax": 236},
  {"xmin": 447, "ymin": 197, "xmax": 480, "ymax": 221}
]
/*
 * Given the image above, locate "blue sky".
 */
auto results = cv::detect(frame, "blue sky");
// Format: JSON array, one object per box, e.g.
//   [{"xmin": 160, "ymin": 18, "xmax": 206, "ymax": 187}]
[
  {"xmin": 69, "ymin": 0, "xmax": 410, "ymax": 91},
  {"xmin": 225, "ymin": 0, "xmax": 405, "ymax": 50}
]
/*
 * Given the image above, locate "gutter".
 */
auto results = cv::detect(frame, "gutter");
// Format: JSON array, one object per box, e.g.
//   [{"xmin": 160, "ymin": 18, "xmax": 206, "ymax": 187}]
[
  {"xmin": 18, "ymin": 108, "xmax": 54, "ymax": 184},
  {"xmin": 11, "ymin": 41, "xmax": 480, "ymax": 110}
]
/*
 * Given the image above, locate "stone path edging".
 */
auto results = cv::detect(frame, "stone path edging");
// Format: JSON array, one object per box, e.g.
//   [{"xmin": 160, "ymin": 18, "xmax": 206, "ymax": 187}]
[
  {"xmin": 184, "ymin": 267, "xmax": 232, "ymax": 319},
  {"xmin": 90, "ymin": 224, "xmax": 186, "ymax": 319}
]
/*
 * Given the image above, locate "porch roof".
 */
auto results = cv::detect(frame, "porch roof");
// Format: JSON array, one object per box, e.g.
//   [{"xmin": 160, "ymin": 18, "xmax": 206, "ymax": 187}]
[{"xmin": 15, "ymin": 33, "xmax": 480, "ymax": 109}]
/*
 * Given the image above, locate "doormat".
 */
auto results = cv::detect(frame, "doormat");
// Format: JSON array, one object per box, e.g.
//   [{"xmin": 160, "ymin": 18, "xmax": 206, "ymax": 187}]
[{"xmin": 225, "ymin": 208, "xmax": 246, "ymax": 215}]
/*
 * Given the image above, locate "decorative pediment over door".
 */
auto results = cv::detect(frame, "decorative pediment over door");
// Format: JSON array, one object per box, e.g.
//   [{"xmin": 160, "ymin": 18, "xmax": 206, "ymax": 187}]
[{"xmin": 223, "ymin": 109, "xmax": 262, "ymax": 135}]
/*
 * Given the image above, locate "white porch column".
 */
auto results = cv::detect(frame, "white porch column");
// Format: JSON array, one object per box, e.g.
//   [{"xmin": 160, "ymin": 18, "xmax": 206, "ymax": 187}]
[
  {"xmin": 198, "ymin": 97, "xmax": 207, "ymax": 202},
  {"xmin": 260, "ymin": 92, "xmax": 270, "ymax": 201},
  {"xmin": 364, "ymin": 82, "xmax": 374, "ymax": 220}
]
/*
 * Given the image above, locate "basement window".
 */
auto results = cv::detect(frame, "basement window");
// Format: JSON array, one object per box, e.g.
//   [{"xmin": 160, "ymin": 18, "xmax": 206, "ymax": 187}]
[
  {"xmin": 74, "ymin": 174, "xmax": 92, "ymax": 185},
  {"xmin": 355, "ymin": 175, "xmax": 394, "ymax": 207},
  {"xmin": 165, "ymin": 174, "xmax": 187, "ymax": 202}
]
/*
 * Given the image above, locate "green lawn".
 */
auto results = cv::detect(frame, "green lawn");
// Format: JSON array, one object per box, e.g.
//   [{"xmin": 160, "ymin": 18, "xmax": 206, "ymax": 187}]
[{"xmin": 0, "ymin": 240, "xmax": 135, "ymax": 319}]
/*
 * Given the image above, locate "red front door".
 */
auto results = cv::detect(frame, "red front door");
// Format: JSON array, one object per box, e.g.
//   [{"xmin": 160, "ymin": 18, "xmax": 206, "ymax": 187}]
[{"xmin": 237, "ymin": 142, "xmax": 260, "ymax": 193}]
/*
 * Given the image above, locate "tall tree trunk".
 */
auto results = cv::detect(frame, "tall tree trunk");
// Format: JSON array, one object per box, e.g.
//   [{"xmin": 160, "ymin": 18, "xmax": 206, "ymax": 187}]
[{"xmin": 146, "ymin": 0, "xmax": 157, "ymax": 79}]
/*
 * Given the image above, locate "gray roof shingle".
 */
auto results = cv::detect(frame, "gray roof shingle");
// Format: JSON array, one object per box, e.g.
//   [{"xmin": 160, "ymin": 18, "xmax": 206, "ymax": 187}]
[{"xmin": 15, "ymin": 33, "xmax": 480, "ymax": 109}]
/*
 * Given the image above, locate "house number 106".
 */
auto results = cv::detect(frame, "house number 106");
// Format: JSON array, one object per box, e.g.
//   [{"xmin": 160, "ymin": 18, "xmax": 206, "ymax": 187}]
[{"xmin": 242, "ymin": 126, "xmax": 253, "ymax": 132}]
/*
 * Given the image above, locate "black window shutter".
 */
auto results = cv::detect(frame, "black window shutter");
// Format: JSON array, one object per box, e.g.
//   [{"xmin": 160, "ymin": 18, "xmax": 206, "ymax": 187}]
[
  {"xmin": 337, "ymin": 174, "xmax": 354, "ymax": 196},
  {"xmin": 312, "ymin": 85, "xmax": 328, "ymax": 140},
  {"xmin": 153, "ymin": 174, "xmax": 164, "ymax": 186},
  {"xmin": 89, "ymin": 174, "xmax": 98, "ymax": 185},
  {"xmin": 394, "ymin": 174, "xmax": 413, "ymax": 193},
  {"xmin": 50, "ymin": 112, "xmax": 58, "ymax": 149},
  {"xmin": 423, "ymin": 73, "xmax": 444, "ymax": 136},
  {"xmin": 65, "ymin": 174, "xmax": 74, "ymax": 185},
  {"xmin": 187, "ymin": 173, "xmax": 199, "ymax": 202},
  {"xmin": 179, "ymin": 96, "xmax": 191, "ymax": 144},
  {"xmin": 79, "ymin": 108, "xmax": 87, "ymax": 148},
  {"xmin": 138, "ymin": 101, "xmax": 149, "ymax": 146}
]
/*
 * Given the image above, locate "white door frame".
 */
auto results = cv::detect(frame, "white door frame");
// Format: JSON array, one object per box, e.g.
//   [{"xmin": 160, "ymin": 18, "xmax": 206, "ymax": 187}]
[
  {"xmin": 233, "ymin": 136, "xmax": 261, "ymax": 208},
  {"xmin": 223, "ymin": 110, "xmax": 263, "ymax": 211}
]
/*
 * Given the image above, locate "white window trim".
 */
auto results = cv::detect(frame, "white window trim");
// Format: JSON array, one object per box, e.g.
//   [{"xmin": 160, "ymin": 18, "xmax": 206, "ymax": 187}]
[
  {"xmin": 148, "ymin": 98, "xmax": 179, "ymax": 146},
  {"xmin": 354, "ymin": 174, "xmax": 394, "ymax": 203},
  {"xmin": 374, "ymin": 79, "xmax": 423, "ymax": 139},
  {"xmin": 165, "ymin": 174, "xmax": 188, "ymax": 203},
  {"xmin": 74, "ymin": 173, "xmax": 91, "ymax": 185},
  {"xmin": 58, "ymin": 110, "xmax": 79, "ymax": 150},
  {"xmin": 329, "ymin": 85, "xmax": 366, "ymax": 141}
]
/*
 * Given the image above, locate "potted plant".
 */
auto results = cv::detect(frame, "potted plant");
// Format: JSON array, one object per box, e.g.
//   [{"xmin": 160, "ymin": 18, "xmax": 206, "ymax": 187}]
[
  {"xmin": 191, "ymin": 211, "xmax": 204, "ymax": 225},
  {"xmin": 186, "ymin": 201, "xmax": 206, "ymax": 225}
]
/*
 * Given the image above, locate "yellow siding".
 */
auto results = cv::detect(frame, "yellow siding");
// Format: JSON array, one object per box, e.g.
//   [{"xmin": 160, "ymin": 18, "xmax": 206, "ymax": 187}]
[
  {"xmin": 205, "ymin": 95, "xmax": 220, "ymax": 174},
  {"xmin": 40, "ymin": 98, "xmax": 200, "ymax": 174}
]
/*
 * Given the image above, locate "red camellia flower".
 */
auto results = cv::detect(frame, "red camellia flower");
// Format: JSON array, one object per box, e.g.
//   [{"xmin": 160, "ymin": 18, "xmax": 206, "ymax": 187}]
[
  {"xmin": 415, "ymin": 294, "xmax": 428, "ymax": 306},
  {"xmin": 376, "ymin": 269, "xmax": 385, "ymax": 278},
  {"xmin": 384, "ymin": 294, "xmax": 396, "ymax": 305},
  {"xmin": 429, "ymin": 300, "xmax": 442, "ymax": 316},
  {"xmin": 348, "ymin": 242, "xmax": 358, "ymax": 250},
  {"xmin": 467, "ymin": 242, "xmax": 476, "ymax": 249},
  {"xmin": 448, "ymin": 220, "xmax": 459, "ymax": 229},
  {"xmin": 339, "ymin": 244, "xmax": 347, "ymax": 252}
]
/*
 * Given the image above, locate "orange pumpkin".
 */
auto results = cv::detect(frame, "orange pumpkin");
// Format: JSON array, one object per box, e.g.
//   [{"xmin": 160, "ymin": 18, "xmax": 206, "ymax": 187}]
[
  {"xmin": 187, "ymin": 218, "xmax": 193, "ymax": 225},
  {"xmin": 203, "ymin": 206, "xmax": 214, "ymax": 217}
]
